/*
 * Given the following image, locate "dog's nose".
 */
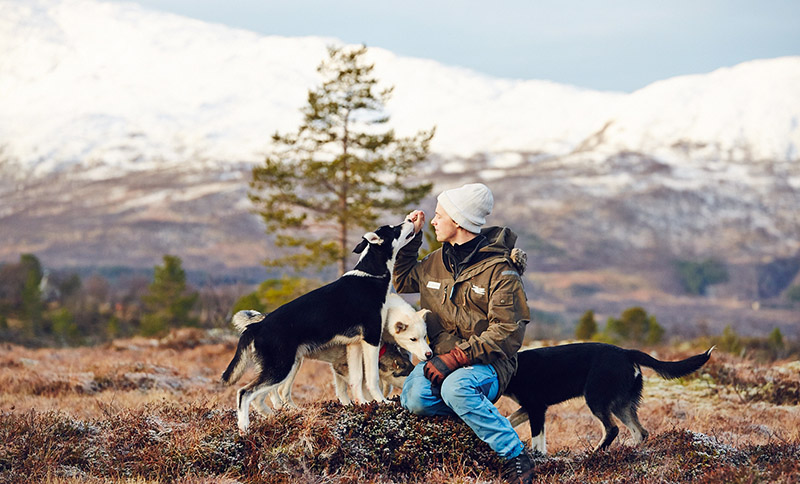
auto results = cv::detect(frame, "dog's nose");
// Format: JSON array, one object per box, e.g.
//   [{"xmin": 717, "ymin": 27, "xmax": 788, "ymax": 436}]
[{"xmin": 425, "ymin": 351, "xmax": 432, "ymax": 360}]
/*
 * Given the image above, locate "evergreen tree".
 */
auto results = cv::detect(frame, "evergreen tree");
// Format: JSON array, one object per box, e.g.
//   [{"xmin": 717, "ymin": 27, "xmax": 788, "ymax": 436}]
[
  {"xmin": 575, "ymin": 310, "xmax": 597, "ymax": 340},
  {"xmin": 20, "ymin": 254, "xmax": 44, "ymax": 335},
  {"xmin": 646, "ymin": 316, "xmax": 664, "ymax": 345},
  {"xmin": 620, "ymin": 307, "xmax": 649, "ymax": 343},
  {"xmin": 674, "ymin": 258, "xmax": 729, "ymax": 295},
  {"xmin": 604, "ymin": 306, "xmax": 664, "ymax": 344},
  {"xmin": 718, "ymin": 324, "xmax": 742, "ymax": 355},
  {"xmin": 249, "ymin": 44, "xmax": 434, "ymax": 275},
  {"xmin": 140, "ymin": 255, "xmax": 198, "ymax": 336},
  {"xmin": 767, "ymin": 327, "xmax": 784, "ymax": 351}
]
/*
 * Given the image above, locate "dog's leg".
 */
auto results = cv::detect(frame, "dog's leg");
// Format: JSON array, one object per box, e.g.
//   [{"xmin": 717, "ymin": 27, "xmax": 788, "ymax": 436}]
[
  {"xmin": 275, "ymin": 360, "xmax": 302, "ymax": 409},
  {"xmin": 268, "ymin": 387, "xmax": 284, "ymax": 410},
  {"xmin": 507, "ymin": 408, "xmax": 529, "ymax": 427},
  {"xmin": 237, "ymin": 380, "xmax": 277, "ymax": 433},
  {"xmin": 531, "ymin": 427, "xmax": 547, "ymax": 455},
  {"xmin": 346, "ymin": 343, "xmax": 368, "ymax": 404},
  {"xmin": 528, "ymin": 408, "xmax": 547, "ymax": 455},
  {"xmin": 614, "ymin": 405, "xmax": 649, "ymax": 445},
  {"xmin": 255, "ymin": 393, "xmax": 275, "ymax": 415},
  {"xmin": 588, "ymin": 404, "xmax": 619, "ymax": 452},
  {"xmin": 361, "ymin": 341, "xmax": 387, "ymax": 402},
  {"xmin": 332, "ymin": 366, "xmax": 352, "ymax": 405}
]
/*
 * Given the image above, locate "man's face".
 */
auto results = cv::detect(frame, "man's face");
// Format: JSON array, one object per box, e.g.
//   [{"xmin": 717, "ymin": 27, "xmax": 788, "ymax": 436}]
[{"xmin": 431, "ymin": 202, "xmax": 459, "ymax": 243}]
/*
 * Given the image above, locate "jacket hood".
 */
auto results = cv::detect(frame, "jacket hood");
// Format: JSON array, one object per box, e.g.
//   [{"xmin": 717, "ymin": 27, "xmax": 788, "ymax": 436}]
[
  {"xmin": 452, "ymin": 226, "xmax": 524, "ymax": 282},
  {"xmin": 479, "ymin": 226, "xmax": 518, "ymax": 254}
]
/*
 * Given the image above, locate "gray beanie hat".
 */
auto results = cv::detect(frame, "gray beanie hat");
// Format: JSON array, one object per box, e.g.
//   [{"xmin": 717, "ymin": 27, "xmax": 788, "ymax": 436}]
[{"xmin": 437, "ymin": 183, "xmax": 494, "ymax": 234}]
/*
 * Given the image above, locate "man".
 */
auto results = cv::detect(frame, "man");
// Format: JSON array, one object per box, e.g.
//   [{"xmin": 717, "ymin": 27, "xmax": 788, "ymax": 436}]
[{"xmin": 393, "ymin": 183, "xmax": 534, "ymax": 484}]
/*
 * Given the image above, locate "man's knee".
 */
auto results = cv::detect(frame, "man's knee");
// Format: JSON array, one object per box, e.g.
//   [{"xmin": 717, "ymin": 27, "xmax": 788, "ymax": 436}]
[
  {"xmin": 440, "ymin": 374, "xmax": 472, "ymax": 409},
  {"xmin": 401, "ymin": 381, "xmax": 430, "ymax": 415},
  {"xmin": 440, "ymin": 367, "xmax": 498, "ymax": 410}
]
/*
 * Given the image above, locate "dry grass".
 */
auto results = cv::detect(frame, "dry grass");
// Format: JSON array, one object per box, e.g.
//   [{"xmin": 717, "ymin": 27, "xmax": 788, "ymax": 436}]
[{"xmin": 1, "ymin": 334, "xmax": 798, "ymax": 483}]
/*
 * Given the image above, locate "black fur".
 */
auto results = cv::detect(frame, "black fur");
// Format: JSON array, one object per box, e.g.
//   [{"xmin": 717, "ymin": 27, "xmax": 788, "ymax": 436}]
[
  {"xmin": 504, "ymin": 342, "xmax": 713, "ymax": 452},
  {"xmin": 221, "ymin": 221, "xmax": 416, "ymax": 431}
]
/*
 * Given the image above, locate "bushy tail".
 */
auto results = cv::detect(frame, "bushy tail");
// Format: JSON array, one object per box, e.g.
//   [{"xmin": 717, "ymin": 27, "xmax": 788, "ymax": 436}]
[
  {"xmin": 221, "ymin": 326, "xmax": 257, "ymax": 385},
  {"xmin": 627, "ymin": 346, "xmax": 715, "ymax": 380},
  {"xmin": 231, "ymin": 310, "xmax": 266, "ymax": 333}
]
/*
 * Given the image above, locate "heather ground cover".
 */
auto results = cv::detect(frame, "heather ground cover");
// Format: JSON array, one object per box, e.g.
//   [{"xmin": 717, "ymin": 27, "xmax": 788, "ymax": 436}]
[{"xmin": 1, "ymin": 334, "xmax": 798, "ymax": 483}]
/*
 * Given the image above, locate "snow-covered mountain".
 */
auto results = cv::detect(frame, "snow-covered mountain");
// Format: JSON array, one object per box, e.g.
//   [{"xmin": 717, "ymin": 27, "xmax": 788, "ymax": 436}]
[
  {"xmin": 2, "ymin": 0, "xmax": 799, "ymax": 180},
  {"xmin": 2, "ymin": 0, "xmax": 800, "ymax": 294}
]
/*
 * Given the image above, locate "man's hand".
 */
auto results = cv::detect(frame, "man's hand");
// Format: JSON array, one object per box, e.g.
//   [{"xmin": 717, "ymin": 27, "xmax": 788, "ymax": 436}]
[
  {"xmin": 423, "ymin": 346, "xmax": 470, "ymax": 386},
  {"xmin": 406, "ymin": 210, "xmax": 426, "ymax": 234}
]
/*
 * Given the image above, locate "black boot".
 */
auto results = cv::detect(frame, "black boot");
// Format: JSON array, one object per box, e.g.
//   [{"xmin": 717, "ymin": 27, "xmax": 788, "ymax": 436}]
[{"xmin": 501, "ymin": 450, "xmax": 534, "ymax": 484}]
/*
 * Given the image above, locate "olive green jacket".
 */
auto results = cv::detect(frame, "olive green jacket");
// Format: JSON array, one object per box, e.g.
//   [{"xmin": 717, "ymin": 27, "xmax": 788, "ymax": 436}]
[{"xmin": 393, "ymin": 226, "xmax": 530, "ymax": 395}]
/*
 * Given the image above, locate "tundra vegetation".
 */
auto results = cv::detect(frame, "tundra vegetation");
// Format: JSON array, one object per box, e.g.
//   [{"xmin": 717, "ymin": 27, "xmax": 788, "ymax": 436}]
[{"xmin": 1, "ymin": 329, "xmax": 798, "ymax": 483}]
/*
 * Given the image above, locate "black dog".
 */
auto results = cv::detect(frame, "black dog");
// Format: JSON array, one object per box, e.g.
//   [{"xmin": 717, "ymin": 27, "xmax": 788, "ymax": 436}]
[
  {"xmin": 221, "ymin": 220, "xmax": 416, "ymax": 432},
  {"xmin": 504, "ymin": 342, "xmax": 714, "ymax": 453}
]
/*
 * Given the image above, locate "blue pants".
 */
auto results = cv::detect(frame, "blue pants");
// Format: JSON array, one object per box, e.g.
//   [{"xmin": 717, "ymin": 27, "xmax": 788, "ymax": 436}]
[{"xmin": 401, "ymin": 362, "xmax": 524, "ymax": 459}]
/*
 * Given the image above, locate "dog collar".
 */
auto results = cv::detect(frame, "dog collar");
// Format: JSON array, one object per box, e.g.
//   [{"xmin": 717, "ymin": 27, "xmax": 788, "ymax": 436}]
[{"xmin": 379, "ymin": 344, "xmax": 387, "ymax": 358}]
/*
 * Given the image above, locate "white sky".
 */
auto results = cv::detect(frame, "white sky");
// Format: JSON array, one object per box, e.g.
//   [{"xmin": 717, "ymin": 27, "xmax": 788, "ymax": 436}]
[{"xmin": 108, "ymin": 0, "xmax": 800, "ymax": 92}]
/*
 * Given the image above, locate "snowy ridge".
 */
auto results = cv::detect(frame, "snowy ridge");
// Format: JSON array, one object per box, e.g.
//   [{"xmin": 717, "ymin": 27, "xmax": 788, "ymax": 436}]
[
  {"xmin": 0, "ymin": 0, "xmax": 799, "ymax": 180},
  {"xmin": 594, "ymin": 59, "xmax": 800, "ymax": 162}
]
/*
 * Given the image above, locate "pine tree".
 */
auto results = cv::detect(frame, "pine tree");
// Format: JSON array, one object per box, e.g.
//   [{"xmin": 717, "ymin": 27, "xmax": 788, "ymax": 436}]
[
  {"xmin": 20, "ymin": 254, "xmax": 44, "ymax": 336},
  {"xmin": 604, "ymin": 306, "xmax": 664, "ymax": 344},
  {"xmin": 249, "ymin": 44, "xmax": 434, "ymax": 275},
  {"xmin": 767, "ymin": 327, "xmax": 784, "ymax": 351},
  {"xmin": 575, "ymin": 310, "xmax": 597, "ymax": 340},
  {"xmin": 140, "ymin": 255, "xmax": 198, "ymax": 336},
  {"xmin": 719, "ymin": 324, "xmax": 742, "ymax": 355}
]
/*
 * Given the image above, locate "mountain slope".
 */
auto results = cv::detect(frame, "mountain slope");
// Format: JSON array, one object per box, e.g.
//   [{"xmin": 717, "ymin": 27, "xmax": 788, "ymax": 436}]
[
  {"xmin": 1, "ymin": 0, "xmax": 798, "ymax": 180},
  {"xmin": 1, "ymin": 0, "xmax": 799, "ymax": 306}
]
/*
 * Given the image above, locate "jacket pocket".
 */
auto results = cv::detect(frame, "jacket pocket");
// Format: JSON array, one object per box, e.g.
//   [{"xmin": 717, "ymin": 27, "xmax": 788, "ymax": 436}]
[{"xmin": 465, "ymin": 282, "xmax": 489, "ymax": 314}]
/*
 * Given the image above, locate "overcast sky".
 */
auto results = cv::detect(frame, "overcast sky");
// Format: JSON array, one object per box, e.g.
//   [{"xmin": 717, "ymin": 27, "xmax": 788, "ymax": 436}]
[{"xmin": 111, "ymin": 0, "xmax": 800, "ymax": 92}]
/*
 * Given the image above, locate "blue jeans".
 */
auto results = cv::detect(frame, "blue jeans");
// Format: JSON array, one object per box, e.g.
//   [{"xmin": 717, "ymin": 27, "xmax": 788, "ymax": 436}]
[{"xmin": 401, "ymin": 362, "xmax": 524, "ymax": 459}]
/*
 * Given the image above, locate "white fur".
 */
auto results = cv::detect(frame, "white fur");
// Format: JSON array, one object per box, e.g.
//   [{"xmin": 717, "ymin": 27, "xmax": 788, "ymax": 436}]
[
  {"xmin": 340, "ymin": 222, "xmax": 415, "ymax": 407},
  {"xmin": 264, "ymin": 292, "xmax": 431, "ymax": 409},
  {"xmin": 531, "ymin": 428, "xmax": 547, "ymax": 454},
  {"xmin": 228, "ymin": 220, "xmax": 418, "ymax": 432}
]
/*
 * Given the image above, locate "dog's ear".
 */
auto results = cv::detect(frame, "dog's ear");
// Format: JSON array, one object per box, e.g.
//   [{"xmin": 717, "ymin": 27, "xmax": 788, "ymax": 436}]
[
  {"xmin": 394, "ymin": 321, "xmax": 408, "ymax": 333},
  {"xmin": 416, "ymin": 308, "xmax": 432, "ymax": 321},
  {"xmin": 353, "ymin": 232, "xmax": 383, "ymax": 253},
  {"xmin": 363, "ymin": 232, "xmax": 383, "ymax": 245},
  {"xmin": 353, "ymin": 238, "xmax": 369, "ymax": 254}
]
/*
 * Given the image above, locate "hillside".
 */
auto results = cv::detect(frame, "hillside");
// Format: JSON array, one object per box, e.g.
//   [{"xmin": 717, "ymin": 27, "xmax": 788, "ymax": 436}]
[{"xmin": 1, "ymin": 0, "xmax": 799, "ymax": 339}]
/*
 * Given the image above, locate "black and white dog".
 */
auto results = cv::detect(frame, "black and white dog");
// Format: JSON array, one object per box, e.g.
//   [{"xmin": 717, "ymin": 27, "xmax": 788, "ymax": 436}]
[
  {"xmin": 221, "ymin": 220, "xmax": 416, "ymax": 432},
  {"xmin": 504, "ymin": 343, "xmax": 714, "ymax": 454}
]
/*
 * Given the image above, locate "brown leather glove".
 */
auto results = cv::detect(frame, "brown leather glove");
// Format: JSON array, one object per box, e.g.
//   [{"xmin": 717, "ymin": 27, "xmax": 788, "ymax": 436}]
[{"xmin": 423, "ymin": 346, "xmax": 471, "ymax": 386}]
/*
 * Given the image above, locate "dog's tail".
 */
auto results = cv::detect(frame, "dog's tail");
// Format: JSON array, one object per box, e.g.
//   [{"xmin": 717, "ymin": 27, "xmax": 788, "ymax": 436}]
[
  {"xmin": 231, "ymin": 309, "xmax": 266, "ymax": 333},
  {"xmin": 627, "ymin": 346, "xmax": 715, "ymax": 380},
  {"xmin": 221, "ymin": 325, "xmax": 258, "ymax": 385}
]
